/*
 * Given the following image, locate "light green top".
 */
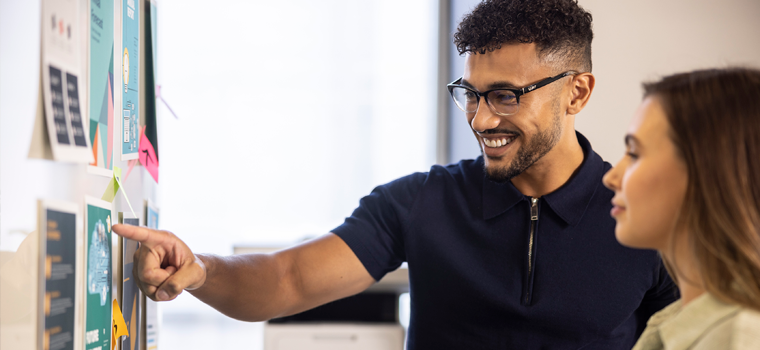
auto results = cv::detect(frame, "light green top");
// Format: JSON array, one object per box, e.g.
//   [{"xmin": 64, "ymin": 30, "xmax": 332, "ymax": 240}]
[{"xmin": 633, "ymin": 293, "xmax": 760, "ymax": 350}]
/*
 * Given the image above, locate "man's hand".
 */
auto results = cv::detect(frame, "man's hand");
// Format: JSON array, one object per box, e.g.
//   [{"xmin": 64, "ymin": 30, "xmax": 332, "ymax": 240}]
[{"xmin": 112, "ymin": 224, "xmax": 206, "ymax": 301}]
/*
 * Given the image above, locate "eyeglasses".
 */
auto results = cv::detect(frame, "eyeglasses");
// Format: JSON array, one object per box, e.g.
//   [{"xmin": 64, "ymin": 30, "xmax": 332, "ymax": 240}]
[{"xmin": 447, "ymin": 71, "xmax": 576, "ymax": 116}]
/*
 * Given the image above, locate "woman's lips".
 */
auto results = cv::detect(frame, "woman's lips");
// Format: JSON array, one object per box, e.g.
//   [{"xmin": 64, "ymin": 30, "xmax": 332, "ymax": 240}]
[{"xmin": 610, "ymin": 205, "xmax": 625, "ymax": 217}]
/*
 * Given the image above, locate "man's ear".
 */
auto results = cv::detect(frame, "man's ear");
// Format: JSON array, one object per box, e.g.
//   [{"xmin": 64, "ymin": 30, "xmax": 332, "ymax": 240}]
[{"xmin": 567, "ymin": 73, "xmax": 595, "ymax": 115}]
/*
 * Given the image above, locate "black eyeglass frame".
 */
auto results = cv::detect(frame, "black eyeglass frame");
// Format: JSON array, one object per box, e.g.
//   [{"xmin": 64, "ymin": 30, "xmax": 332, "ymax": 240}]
[{"xmin": 447, "ymin": 71, "xmax": 577, "ymax": 116}]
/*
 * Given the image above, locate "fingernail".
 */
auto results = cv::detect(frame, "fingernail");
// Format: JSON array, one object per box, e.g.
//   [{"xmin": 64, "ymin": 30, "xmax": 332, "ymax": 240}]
[{"xmin": 157, "ymin": 290, "xmax": 169, "ymax": 301}]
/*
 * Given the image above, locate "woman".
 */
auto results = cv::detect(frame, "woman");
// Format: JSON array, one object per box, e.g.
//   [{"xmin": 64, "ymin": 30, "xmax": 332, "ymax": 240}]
[{"xmin": 602, "ymin": 67, "xmax": 760, "ymax": 349}]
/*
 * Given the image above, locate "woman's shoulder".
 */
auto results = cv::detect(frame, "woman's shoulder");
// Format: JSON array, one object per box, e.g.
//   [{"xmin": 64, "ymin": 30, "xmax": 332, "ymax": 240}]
[
  {"xmin": 694, "ymin": 305, "xmax": 760, "ymax": 350},
  {"xmin": 731, "ymin": 307, "xmax": 760, "ymax": 349}
]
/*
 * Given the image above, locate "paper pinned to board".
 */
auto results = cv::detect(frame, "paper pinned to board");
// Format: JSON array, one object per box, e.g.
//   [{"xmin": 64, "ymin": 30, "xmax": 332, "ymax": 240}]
[
  {"xmin": 100, "ymin": 167, "xmax": 136, "ymax": 218},
  {"xmin": 40, "ymin": 0, "xmax": 94, "ymax": 163},
  {"xmin": 88, "ymin": 0, "xmax": 115, "ymax": 173},
  {"xmin": 138, "ymin": 126, "xmax": 159, "ymax": 183},
  {"xmin": 112, "ymin": 167, "xmax": 136, "ymax": 218},
  {"xmin": 112, "ymin": 298, "xmax": 129, "ymax": 350},
  {"xmin": 120, "ymin": 0, "xmax": 140, "ymax": 161},
  {"xmin": 28, "ymin": 77, "xmax": 55, "ymax": 160},
  {"xmin": 101, "ymin": 167, "xmax": 122, "ymax": 202}
]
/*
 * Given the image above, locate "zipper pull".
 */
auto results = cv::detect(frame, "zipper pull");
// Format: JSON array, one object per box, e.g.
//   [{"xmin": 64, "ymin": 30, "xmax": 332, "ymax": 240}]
[{"xmin": 530, "ymin": 197, "xmax": 539, "ymax": 221}]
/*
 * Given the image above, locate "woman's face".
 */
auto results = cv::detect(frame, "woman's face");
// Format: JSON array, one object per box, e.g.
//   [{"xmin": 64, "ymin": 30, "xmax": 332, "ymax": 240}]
[{"xmin": 602, "ymin": 97, "xmax": 688, "ymax": 250}]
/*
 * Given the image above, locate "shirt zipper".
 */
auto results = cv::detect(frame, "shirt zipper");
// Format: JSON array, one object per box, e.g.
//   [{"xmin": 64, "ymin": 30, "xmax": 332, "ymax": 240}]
[{"xmin": 523, "ymin": 197, "xmax": 539, "ymax": 305}]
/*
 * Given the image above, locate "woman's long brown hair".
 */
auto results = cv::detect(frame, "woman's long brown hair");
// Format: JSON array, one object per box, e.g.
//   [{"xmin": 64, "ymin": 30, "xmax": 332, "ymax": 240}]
[{"xmin": 644, "ymin": 67, "xmax": 760, "ymax": 310}]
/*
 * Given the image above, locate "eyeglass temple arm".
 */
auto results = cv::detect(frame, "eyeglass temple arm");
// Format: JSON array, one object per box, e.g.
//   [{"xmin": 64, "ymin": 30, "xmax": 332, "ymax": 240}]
[
  {"xmin": 517, "ymin": 71, "xmax": 576, "ymax": 96},
  {"xmin": 448, "ymin": 77, "xmax": 463, "ymax": 86}
]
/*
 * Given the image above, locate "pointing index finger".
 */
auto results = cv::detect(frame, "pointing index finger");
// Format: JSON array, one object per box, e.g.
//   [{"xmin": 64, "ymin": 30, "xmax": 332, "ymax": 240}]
[{"xmin": 112, "ymin": 224, "xmax": 158, "ymax": 244}]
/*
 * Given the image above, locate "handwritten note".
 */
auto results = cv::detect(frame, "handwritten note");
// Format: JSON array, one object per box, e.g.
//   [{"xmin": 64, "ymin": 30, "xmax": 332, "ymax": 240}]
[{"xmin": 138, "ymin": 126, "xmax": 159, "ymax": 183}]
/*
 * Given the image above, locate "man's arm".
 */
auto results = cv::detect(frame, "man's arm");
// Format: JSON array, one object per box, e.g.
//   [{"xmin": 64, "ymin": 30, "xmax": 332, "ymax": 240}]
[
  {"xmin": 634, "ymin": 257, "xmax": 680, "ymax": 335},
  {"xmin": 112, "ymin": 224, "xmax": 376, "ymax": 322},
  {"xmin": 190, "ymin": 233, "xmax": 375, "ymax": 321}
]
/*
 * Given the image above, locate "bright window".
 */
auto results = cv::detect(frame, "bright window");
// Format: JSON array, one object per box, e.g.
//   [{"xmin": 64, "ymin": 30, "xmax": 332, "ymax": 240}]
[{"xmin": 157, "ymin": 1, "xmax": 438, "ymax": 348}]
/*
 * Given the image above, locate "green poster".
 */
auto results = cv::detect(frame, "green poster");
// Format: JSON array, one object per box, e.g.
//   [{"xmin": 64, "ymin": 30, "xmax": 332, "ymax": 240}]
[
  {"xmin": 85, "ymin": 202, "xmax": 112, "ymax": 350},
  {"xmin": 89, "ymin": 0, "xmax": 115, "ymax": 171}
]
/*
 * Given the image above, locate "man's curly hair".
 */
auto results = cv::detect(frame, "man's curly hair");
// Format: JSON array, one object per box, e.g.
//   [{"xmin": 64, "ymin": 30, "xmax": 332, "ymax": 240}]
[{"xmin": 454, "ymin": 0, "xmax": 593, "ymax": 72}]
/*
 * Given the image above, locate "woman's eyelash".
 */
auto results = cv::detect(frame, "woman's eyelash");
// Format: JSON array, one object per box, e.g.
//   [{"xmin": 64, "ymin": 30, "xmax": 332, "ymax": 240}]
[{"xmin": 626, "ymin": 152, "xmax": 638, "ymax": 159}]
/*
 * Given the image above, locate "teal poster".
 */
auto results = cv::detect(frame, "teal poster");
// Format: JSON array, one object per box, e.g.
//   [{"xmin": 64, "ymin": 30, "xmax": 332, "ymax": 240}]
[
  {"xmin": 89, "ymin": 0, "xmax": 115, "ymax": 172},
  {"xmin": 122, "ymin": 0, "xmax": 139, "ymax": 160},
  {"xmin": 85, "ymin": 203, "xmax": 112, "ymax": 350}
]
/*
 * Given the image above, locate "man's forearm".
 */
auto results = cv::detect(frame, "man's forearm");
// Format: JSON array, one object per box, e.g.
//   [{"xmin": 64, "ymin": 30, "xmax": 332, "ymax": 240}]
[
  {"xmin": 184, "ymin": 234, "xmax": 375, "ymax": 322},
  {"xmin": 188, "ymin": 253, "xmax": 297, "ymax": 322}
]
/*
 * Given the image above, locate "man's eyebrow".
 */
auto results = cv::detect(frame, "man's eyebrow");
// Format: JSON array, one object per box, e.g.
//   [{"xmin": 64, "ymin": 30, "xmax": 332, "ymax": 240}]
[
  {"xmin": 460, "ymin": 79, "xmax": 476, "ymax": 89},
  {"xmin": 486, "ymin": 81, "xmax": 521, "ymax": 90},
  {"xmin": 460, "ymin": 79, "xmax": 520, "ymax": 90}
]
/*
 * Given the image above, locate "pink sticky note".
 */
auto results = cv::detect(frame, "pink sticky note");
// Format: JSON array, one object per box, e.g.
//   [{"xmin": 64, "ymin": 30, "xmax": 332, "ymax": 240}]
[{"xmin": 138, "ymin": 127, "xmax": 159, "ymax": 183}]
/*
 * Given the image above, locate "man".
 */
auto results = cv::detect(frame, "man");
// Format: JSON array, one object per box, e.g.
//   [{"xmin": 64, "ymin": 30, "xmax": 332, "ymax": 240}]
[{"xmin": 114, "ymin": 0, "xmax": 677, "ymax": 348}]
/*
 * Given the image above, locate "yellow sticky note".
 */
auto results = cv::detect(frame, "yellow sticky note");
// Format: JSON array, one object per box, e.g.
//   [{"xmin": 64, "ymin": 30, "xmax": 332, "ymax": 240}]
[
  {"xmin": 112, "ymin": 298, "xmax": 129, "ymax": 350},
  {"xmin": 101, "ymin": 167, "xmax": 123, "ymax": 202},
  {"xmin": 112, "ymin": 167, "xmax": 136, "ymax": 217}
]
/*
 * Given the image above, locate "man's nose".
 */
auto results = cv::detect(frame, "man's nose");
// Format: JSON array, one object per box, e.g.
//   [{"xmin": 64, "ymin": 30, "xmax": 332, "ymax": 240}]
[{"xmin": 470, "ymin": 97, "xmax": 501, "ymax": 132}]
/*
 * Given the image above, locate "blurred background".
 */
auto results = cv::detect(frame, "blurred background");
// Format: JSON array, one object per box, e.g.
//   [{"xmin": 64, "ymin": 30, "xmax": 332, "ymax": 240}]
[{"xmin": 2, "ymin": 0, "xmax": 760, "ymax": 349}]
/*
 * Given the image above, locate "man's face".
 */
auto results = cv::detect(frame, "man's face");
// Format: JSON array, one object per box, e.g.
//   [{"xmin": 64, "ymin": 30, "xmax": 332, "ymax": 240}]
[{"xmin": 462, "ymin": 44, "xmax": 568, "ymax": 182}]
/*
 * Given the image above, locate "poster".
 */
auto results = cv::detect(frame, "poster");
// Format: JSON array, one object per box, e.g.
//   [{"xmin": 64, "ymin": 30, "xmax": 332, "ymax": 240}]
[
  {"xmin": 141, "ymin": 0, "xmax": 160, "ymax": 183},
  {"xmin": 145, "ymin": 200, "xmax": 158, "ymax": 230},
  {"xmin": 144, "ymin": 199, "xmax": 159, "ymax": 349},
  {"xmin": 119, "ymin": 214, "xmax": 141, "ymax": 350},
  {"xmin": 88, "ymin": 0, "xmax": 115, "ymax": 176},
  {"xmin": 38, "ymin": 200, "xmax": 83, "ymax": 350},
  {"xmin": 84, "ymin": 197, "xmax": 113, "ymax": 350},
  {"xmin": 121, "ymin": 0, "xmax": 140, "ymax": 160},
  {"xmin": 144, "ymin": 300, "xmax": 158, "ymax": 350},
  {"xmin": 41, "ymin": 0, "xmax": 94, "ymax": 163}
]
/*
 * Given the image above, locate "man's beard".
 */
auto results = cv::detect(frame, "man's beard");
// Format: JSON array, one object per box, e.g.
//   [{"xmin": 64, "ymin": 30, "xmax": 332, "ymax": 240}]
[{"xmin": 484, "ymin": 102, "xmax": 563, "ymax": 183}]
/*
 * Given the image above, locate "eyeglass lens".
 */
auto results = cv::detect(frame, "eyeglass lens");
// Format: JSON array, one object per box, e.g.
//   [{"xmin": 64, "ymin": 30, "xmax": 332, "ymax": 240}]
[{"xmin": 450, "ymin": 87, "xmax": 519, "ymax": 115}]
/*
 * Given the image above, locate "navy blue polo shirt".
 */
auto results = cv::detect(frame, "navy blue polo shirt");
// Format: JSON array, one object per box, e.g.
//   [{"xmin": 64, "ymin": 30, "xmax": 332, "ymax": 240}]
[{"xmin": 333, "ymin": 132, "xmax": 677, "ymax": 349}]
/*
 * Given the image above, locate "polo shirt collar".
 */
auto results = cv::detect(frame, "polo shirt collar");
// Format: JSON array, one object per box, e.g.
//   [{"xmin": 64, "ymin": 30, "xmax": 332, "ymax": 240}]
[{"xmin": 482, "ymin": 132, "xmax": 605, "ymax": 226}]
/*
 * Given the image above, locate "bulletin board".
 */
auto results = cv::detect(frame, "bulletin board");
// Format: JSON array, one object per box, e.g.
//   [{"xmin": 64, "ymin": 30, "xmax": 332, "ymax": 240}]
[{"xmin": 0, "ymin": 1, "xmax": 161, "ymax": 349}]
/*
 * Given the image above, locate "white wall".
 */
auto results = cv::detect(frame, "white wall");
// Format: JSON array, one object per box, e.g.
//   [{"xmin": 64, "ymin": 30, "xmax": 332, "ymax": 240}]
[{"xmin": 578, "ymin": 0, "xmax": 760, "ymax": 163}]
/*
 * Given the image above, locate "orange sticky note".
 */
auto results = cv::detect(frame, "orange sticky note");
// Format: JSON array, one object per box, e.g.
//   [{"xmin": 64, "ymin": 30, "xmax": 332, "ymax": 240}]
[{"xmin": 112, "ymin": 299, "xmax": 129, "ymax": 350}]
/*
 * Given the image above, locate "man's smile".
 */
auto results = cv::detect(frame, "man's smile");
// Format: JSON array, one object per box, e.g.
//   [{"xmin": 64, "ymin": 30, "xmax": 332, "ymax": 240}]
[
  {"xmin": 479, "ymin": 133, "xmax": 519, "ymax": 158},
  {"xmin": 482, "ymin": 135, "xmax": 517, "ymax": 148}
]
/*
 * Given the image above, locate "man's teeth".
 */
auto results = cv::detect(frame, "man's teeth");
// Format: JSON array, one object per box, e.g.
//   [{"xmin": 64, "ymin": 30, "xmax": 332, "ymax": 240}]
[{"xmin": 483, "ymin": 137, "xmax": 514, "ymax": 148}]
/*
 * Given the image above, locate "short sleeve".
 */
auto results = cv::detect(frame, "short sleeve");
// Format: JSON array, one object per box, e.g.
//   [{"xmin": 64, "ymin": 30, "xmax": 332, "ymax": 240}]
[
  {"xmin": 332, "ymin": 172, "xmax": 428, "ymax": 281},
  {"xmin": 634, "ymin": 257, "xmax": 680, "ymax": 335}
]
